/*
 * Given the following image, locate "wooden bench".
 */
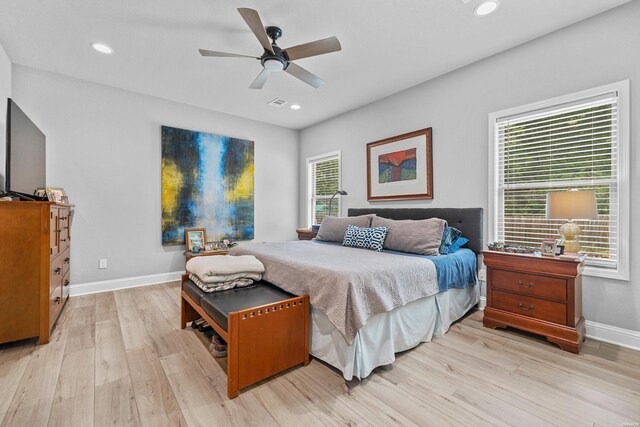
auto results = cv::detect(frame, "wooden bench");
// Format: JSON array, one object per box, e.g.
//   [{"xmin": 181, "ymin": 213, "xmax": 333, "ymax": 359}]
[{"xmin": 180, "ymin": 274, "xmax": 310, "ymax": 398}]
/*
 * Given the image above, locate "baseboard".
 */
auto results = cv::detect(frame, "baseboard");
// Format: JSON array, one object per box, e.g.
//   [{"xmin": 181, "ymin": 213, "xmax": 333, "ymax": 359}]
[
  {"xmin": 478, "ymin": 296, "xmax": 487, "ymax": 310},
  {"xmin": 69, "ymin": 271, "xmax": 184, "ymax": 296},
  {"xmin": 585, "ymin": 320, "xmax": 640, "ymax": 351}
]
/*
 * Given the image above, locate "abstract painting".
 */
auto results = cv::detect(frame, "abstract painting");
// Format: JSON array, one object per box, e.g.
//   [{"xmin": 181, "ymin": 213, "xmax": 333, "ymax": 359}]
[
  {"xmin": 367, "ymin": 128, "xmax": 433, "ymax": 201},
  {"xmin": 378, "ymin": 148, "xmax": 417, "ymax": 183},
  {"xmin": 161, "ymin": 125, "xmax": 254, "ymax": 245}
]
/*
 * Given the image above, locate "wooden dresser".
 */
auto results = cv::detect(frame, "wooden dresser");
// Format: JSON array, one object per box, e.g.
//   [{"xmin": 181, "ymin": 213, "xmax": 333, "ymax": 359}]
[
  {"xmin": 0, "ymin": 201, "xmax": 72, "ymax": 344},
  {"xmin": 482, "ymin": 250, "xmax": 585, "ymax": 353}
]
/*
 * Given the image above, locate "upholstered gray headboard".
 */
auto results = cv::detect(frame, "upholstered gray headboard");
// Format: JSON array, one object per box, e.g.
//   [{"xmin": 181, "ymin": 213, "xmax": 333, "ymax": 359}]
[{"xmin": 348, "ymin": 208, "xmax": 484, "ymax": 254}]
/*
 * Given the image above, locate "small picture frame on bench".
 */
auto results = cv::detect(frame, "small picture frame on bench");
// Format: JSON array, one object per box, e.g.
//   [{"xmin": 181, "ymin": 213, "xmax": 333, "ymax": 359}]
[{"xmin": 185, "ymin": 228, "xmax": 206, "ymax": 252}]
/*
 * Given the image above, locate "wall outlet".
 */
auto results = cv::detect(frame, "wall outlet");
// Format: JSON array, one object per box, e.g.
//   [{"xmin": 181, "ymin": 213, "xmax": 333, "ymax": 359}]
[
  {"xmin": 99, "ymin": 259, "xmax": 108, "ymax": 269},
  {"xmin": 478, "ymin": 269, "xmax": 487, "ymax": 281}
]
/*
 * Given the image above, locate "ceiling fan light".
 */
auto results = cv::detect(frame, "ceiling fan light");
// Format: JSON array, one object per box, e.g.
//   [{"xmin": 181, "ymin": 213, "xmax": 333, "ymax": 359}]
[
  {"xmin": 474, "ymin": 0, "xmax": 499, "ymax": 16},
  {"xmin": 264, "ymin": 58, "xmax": 285, "ymax": 72}
]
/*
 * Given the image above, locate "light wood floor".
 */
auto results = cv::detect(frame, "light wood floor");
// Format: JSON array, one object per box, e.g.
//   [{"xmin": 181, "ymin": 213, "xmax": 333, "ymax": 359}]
[{"xmin": 1, "ymin": 282, "xmax": 639, "ymax": 427}]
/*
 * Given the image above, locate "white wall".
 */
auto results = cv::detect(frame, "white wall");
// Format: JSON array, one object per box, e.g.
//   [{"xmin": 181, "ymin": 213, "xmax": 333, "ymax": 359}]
[
  {"xmin": 12, "ymin": 65, "xmax": 299, "ymax": 286},
  {"xmin": 299, "ymin": 2, "xmax": 640, "ymax": 333},
  {"xmin": 0, "ymin": 42, "xmax": 11, "ymax": 188}
]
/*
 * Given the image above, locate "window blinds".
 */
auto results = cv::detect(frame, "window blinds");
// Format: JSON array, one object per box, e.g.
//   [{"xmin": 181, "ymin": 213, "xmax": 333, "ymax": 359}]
[
  {"xmin": 310, "ymin": 156, "xmax": 339, "ymax": 225},
  {"xmin": 496, "ymin": 92, "xmax": 619, "ymax": 268}
]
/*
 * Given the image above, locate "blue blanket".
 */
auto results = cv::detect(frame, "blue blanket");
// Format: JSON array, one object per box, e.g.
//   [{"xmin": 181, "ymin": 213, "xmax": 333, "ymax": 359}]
[{"xmin": 384, "ymin": 248, "xmax": 478, "ymax": 292}]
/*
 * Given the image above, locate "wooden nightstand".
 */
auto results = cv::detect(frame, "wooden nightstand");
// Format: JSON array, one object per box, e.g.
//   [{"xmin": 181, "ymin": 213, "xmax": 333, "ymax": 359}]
[
  {"xmin": 482, "ymin": 250, "xmax": 585, "ymax": 353},
  {"xmin": 296, "ymin": 228, "xmax": 317, "ymax": 240}
]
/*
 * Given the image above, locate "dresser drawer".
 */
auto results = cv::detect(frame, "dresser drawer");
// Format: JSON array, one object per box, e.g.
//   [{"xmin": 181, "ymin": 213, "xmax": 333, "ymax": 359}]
[
  {"xmin": 492, "ymin": 269, "xmax": 567, "ymax": 301},
  {"xmin": 62, "ymin": 271, "xmax": 71, "ymax": 299},
  {"xmin": 492, "ymin": 290, "xmax": 567, "ymax": 325},
  {"xmin": 61, "ymin": 248, "xmax": 71, "ymax": 276},
  {"xmin": 50, "ymin": 256, "xmax": 64, "ymax": 295},
  {"xmin": 50, "ymin": 207, "xmax": 60, "ymax": 259},
  {"xmin": 60, "ymin": 226, "xmax": 70, "ymax": 251},
  {"xmin": 49, "ymin": 284, "xmax": 64, "ymax": 330}
]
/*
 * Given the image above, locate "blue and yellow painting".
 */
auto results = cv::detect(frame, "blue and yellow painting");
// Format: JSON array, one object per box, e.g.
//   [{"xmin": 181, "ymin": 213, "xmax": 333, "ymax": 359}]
[{"xmin": 161, "ymin": 125, "xmax": 254, "ymax": 245}]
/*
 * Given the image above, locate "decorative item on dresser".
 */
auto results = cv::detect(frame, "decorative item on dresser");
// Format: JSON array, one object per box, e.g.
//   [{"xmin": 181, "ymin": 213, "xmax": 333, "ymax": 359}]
[
  {"xmin": 482, "ymin": 250, "xmax": 585, "ymax": 353},
  {"xmin": 546, "ymin": 189, "xmax": 598, "ymax": 254},
  {"xmin": 0, "ymin": 201, "xmax": 73, "ymax": 345},
  {"xmin": 296, "ymin": 228, "xmax": 318, "ymax": 240}
]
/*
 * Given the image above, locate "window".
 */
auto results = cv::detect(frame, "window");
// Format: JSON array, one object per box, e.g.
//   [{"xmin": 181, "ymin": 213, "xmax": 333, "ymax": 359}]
[
  {"xmin": 489, "ymin": 81, "xmax": 629, "ymax": 280},
  {"xmin": 307, "ymin": 151, "xmax": 341, "ymax": 226}
]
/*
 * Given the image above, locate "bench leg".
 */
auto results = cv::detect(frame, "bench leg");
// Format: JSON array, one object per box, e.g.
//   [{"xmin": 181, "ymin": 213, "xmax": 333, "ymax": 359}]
[
  {"xmin": 227, "ymin": 314, "xmax": 239, "ymax": 399},
  {"xmin": 181, "ymin": 295, "xmax": 200, "ymax": 329}
]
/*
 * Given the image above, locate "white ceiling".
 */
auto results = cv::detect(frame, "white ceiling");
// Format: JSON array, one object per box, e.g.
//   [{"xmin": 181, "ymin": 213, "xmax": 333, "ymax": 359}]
[{"xmin": 0, "ymin": 0, "xmax": 630, "ymax": 130}]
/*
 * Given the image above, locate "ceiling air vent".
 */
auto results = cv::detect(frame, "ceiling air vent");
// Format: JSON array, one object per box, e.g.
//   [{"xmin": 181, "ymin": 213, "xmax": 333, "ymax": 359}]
[{"xmin": 267, "ymin": 98, "xmax": 288, "ymax": 107}]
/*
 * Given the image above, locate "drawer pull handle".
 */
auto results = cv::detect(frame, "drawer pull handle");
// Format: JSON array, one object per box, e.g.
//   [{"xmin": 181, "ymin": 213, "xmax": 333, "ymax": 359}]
[
  {"xmin": 64, "ymin": 279, "xmax": 70, "ymax": 286},
  {"xmin": 517, "ymin": 280, "xmax": 536, "ymax": 288},
  {"xmin": 518, "ymin": 303, "xmax": 535, "ymax": 311},
  {"xmin": 54, "ymin": 268, "xmax": 62, "ymax": 275},
  {"xmin": 55, "ymin": 296, "xmax": 61, "ymax": 304},
  {"xmin": 64, "ymin": 258, "xmax": 70, "ymax": 264}
]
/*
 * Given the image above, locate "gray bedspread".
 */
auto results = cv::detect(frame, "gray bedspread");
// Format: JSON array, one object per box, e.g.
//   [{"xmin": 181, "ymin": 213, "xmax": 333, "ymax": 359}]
[{"xmin": 229, "ymin": 241, "xmax": 438, "ymax": 344}]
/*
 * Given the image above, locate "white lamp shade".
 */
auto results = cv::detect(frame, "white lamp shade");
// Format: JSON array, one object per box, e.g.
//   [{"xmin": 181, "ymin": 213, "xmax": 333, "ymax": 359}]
[{"xmin": 546, "ymin": 190, "xmax": 598, "ymax": 220}]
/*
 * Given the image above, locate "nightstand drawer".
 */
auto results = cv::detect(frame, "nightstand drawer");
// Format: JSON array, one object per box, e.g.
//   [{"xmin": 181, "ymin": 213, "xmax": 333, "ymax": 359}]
[
  {"xmin": 492, "ymin": 269, "xmax": 566, "ymax": 301},
  {"xmin": 492, "ymin": 290, "xmax": 566, "ymax": 325}
]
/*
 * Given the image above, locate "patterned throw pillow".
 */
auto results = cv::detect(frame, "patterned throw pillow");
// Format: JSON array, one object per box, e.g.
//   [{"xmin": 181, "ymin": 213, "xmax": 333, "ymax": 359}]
[
  {"xmin": 439, "ymin": 226, "xmax": 463, "ymax": 255},
  {"xmin": 448, "ymin": 236, "xmax": 469, "ymax": 253},
  {"xmin": 342, "ymin": 225, "xmax": 389, "ymax": 252}
]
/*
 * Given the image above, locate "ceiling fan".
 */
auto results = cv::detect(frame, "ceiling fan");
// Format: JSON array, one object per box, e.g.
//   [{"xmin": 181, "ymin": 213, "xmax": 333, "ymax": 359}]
[{"xmin": 199, "ymin": 8, "xmax": 342, "ymax": 89}]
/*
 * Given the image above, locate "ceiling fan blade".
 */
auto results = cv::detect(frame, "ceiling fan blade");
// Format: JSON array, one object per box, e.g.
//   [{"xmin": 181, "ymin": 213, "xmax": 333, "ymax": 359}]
[
  {"xmin": 237, "ymin": 8, "xmax": 274, "ymax": 54},
  {"xmin": 249, "ymin": 69, "xmax": 270, "ymax": 89},
  {"xmin": 284, "ymin": 36, "xmax": 342, "ymax": 61},
  {"xmin": 285, "ymin": 62, "xmax": 325, "ymax": 88},
  {"xmin": 199, "ymin": 49, "xmax": 257, "ymax": 59}
]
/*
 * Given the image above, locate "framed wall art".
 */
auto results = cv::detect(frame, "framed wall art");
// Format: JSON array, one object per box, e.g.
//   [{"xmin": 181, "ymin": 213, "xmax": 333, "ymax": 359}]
[
  {"xmin": 161, "ymin": 125, "xmax": 254, "ymax": 246},
  {"xmin": 366, "ymin": 128, "xmax": 433, "ymax": 201}
]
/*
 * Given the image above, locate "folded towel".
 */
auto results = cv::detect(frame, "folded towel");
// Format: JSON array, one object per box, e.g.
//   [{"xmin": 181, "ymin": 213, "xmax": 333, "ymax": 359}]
[
  {"xmin": 187, "ymin": 255, "xmax": 265, "ymax": 282},
  {"xmin": 194, "ymin": 272, "xmax": 263, "ymax": 284},
  {"xmin": 189, "ymin": 274, "xmax": 255, "ymax": 293}
]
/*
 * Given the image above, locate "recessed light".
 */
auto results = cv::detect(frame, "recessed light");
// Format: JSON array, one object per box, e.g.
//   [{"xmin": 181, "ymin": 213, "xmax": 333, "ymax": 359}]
[
  {"xmin": 90, "ymin": 42, "xmax": 113, "ymax": 54},
  {"xmin": 290, "ymin": 104, "xmax": 301, "ymax": 110},
  {"xmin": 474, "ymin": 0, "xmax": 499, "ymax": 16}
]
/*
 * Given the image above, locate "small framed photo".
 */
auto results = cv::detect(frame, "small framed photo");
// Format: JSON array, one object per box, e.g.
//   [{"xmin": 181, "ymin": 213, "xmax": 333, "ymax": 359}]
[
  {"xmin": 185, "ymin": 228, "xmax": 206, "ymax": 252},
  {"xmin": 540, "ymin": 239, "xmax": 557, "ymax": 257},
  {"xmin": 34, "ymin": 187, "xmax": 47, "ymax": 198},
  {"xmin": 46, "ymin": 187, "xmax": 67, "ymax": 204},
  {"xmin": 204, "ymin": 243, "xmax": 214, "ymax": 252}
]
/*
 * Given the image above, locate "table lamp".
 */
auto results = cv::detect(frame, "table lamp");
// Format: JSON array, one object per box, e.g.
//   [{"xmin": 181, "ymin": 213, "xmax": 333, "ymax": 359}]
[
  {"xmin": 546, "ymin": 190, "xmax": 597, "ymax": 254},
  {"xmin": 328, "ymin": 190, "xmax": 347, "ymax": 218}
]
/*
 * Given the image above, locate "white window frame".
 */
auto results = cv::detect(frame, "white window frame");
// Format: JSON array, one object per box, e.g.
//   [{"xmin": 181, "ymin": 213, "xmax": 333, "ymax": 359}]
[
  {"xmin": 488, "ymin": 80, "xmax": 630, "ymax": 281},
  {"xmin": 306, "ymin": 150, "xmax": 342, "ymax": 228}
]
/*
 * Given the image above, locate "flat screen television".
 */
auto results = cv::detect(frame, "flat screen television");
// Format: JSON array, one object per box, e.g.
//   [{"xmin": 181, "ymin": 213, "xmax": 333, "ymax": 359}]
[{"xmin": 3, "ymin": 98, "xmax": 46, "ymax": 198}]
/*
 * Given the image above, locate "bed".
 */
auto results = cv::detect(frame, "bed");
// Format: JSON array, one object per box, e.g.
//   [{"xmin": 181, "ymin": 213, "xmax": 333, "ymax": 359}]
[{"xmin": 230, "ymin": 207, "xmax": 483, "ymax": 379}]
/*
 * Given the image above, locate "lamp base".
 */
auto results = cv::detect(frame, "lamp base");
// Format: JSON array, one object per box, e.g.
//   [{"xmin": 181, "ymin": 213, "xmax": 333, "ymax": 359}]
[{"xmin": 559, "ymin": 221, "xmax": 582, "ymax": 254}]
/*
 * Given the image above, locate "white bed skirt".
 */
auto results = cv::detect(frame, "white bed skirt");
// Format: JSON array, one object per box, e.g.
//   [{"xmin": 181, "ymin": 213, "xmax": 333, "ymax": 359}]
[{"xmin": 310, "ymin": 284, "xmax": 480, "ymax": 380}]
